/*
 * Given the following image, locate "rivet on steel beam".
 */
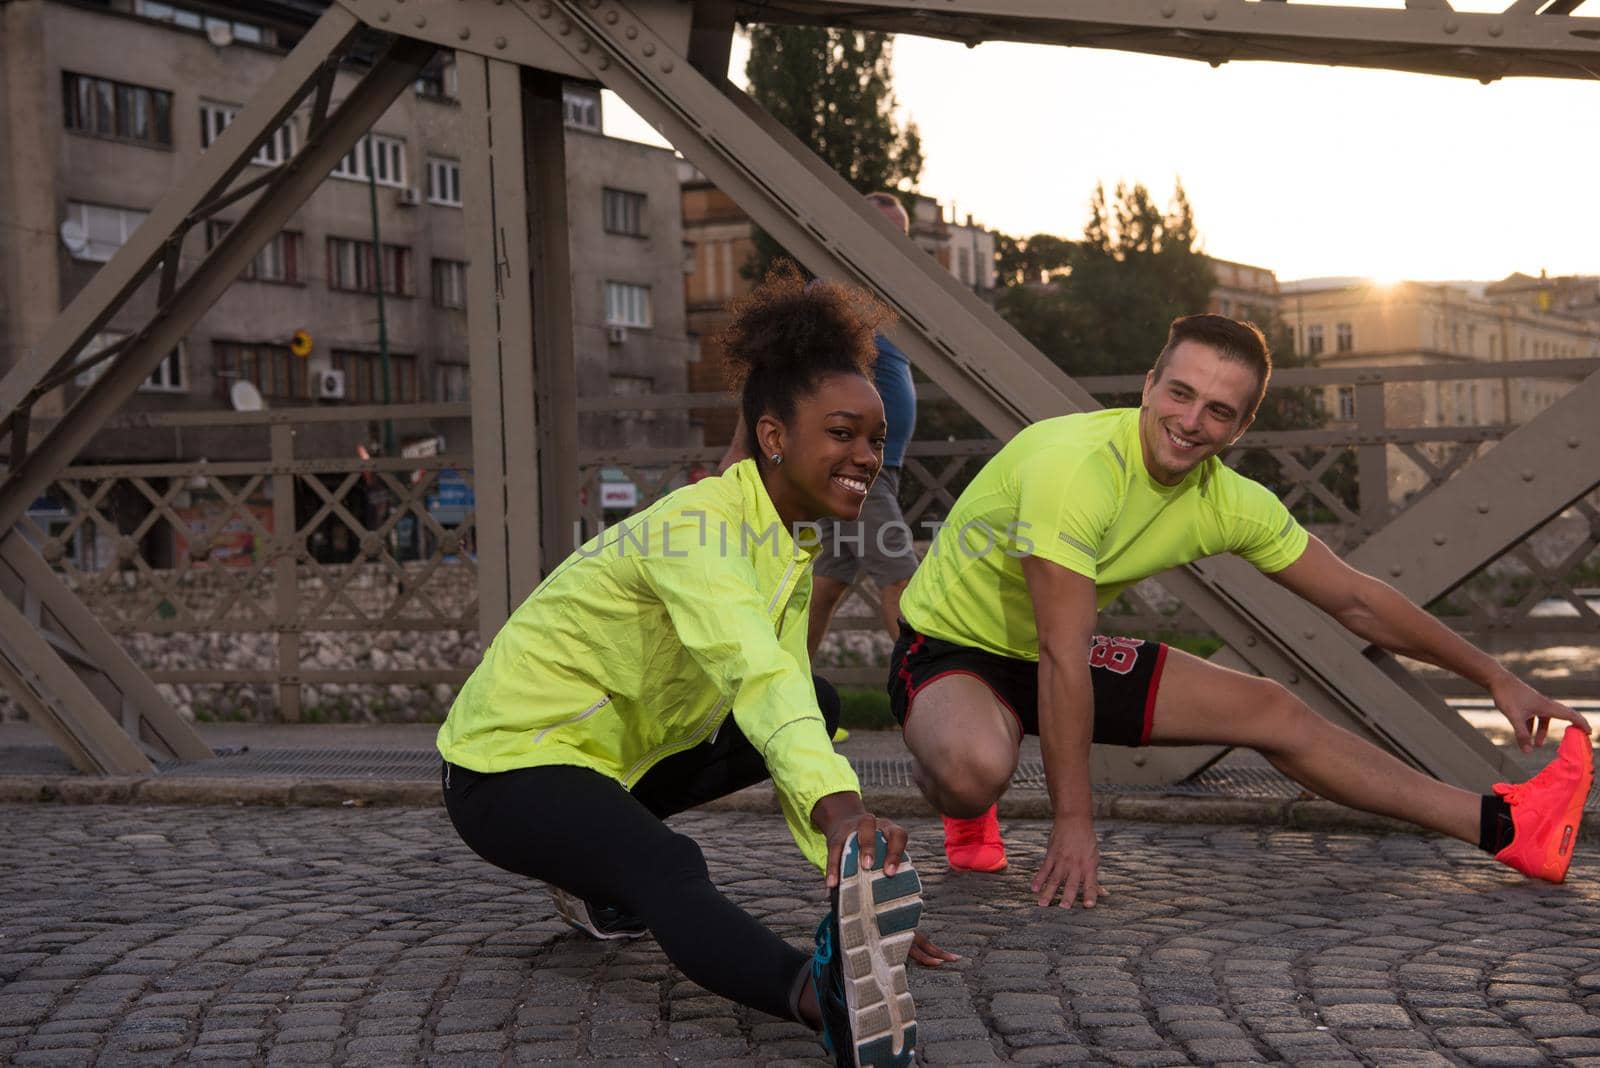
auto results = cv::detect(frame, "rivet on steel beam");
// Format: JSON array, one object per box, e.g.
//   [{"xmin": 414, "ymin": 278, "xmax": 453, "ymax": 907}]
[
  {"xmin": 1433, "ymin": 533, "xmax": 1447, "ymax": 545},
  {"xmin": 1444, "ymin": 18, "xmax": 1459, "ymax": 33},
  {"xmin": 625, "ymin": 25, "xmax": 638, "ymax": 39},
  {"xmin": 605, "ymin": 9, "xmax": 617, "ymax": 22},
  {"xmin": 1287, "ymin": 672, "xmax": 1301, "ymax": 685},
  {"xmin": 1389, "ymin": 566, "xmax": 1403, "ymax": 577},
  {"xmin": 598, "ymin": 55, "xmax": 610, "ymax": 69},
  {"xmin": 495, "ymin": 34, "xmax": 507, "ymax": 48},
  {"xmin": 1521, "ymin": 470, "xmax": 1536, "ymax": 482},
  {"xmin": 1476, "ymin": 501, "xmax": 1490, "ymax": 513},
  {"xmin": 1132, "ymin": 753, "xmax": 1147, "ymax": 767},
  {"xmin": 1488, "ymin": 22, "xmax": 1504, "ymax": 37},
  {"xmin": 378, "ymin": 9, "xmax": 390, "ymax": 19},
  {"xmin": 558, "ymin": 18, "xmax": 571, "ymax": 33},
  {"xmin": 1202, "ymin": 7, "xmax": 1217, "ymax": 20},
  {"xmin": 578, "ymin": 38, "xmax": 590, "ymax": 51},
  {"xmin": 661, "ymin": 59, "xmax": 673, "ymax": 72},
  {"xmin": 1160, "ymin": 3, "xmax": 1175, "ymax": 15},
  {"xmin": 1245, "ymin": 635, "xmax": 1258, "ymax": 646},
  {"xmin": 538, "ymin": 2, "xmax": 551, "ymax": 14},
  {"xmin": 1570, "ymin": 437, "xmax": 1582, "ymax": 448},
  {"xmin": 642, "ymin": 42, "xmax": 655, "ymax": 56},
  {"xmin": 1302, "ymin": 630, "xmax": 1315, "ymax": 640},
  {"xmin": 414, "ymin": 15, "xmax": 426, "ymax": 27},
  {"xmin": 458, "ymin": 26, "xmax": 470, "ymax": 38}
]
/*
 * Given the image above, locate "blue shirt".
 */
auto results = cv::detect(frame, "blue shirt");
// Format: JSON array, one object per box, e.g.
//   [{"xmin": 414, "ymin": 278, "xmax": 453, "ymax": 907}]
[{"xmin": 873, "ymin": 335, "xmax": 916, "ymax": 469}]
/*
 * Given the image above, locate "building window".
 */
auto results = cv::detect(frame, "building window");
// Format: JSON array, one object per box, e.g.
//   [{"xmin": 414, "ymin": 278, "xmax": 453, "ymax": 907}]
[
  {"xmin": 1335, "ymin": 322, "xmax": 1353, "ymax": 353},
  {"xmin": 604, "ymin": 282, "xmax": 651, "ymax": 328},
  {"xmin": 1306, "ymin": 324, "xmax": 1325, "ymax": 357},
  {"xmin": 414, "ymin": 57, "xmax": 456, "ymax": 100},
  {"xmin": 71, "ymin": 332, "xmax": 184, "ymax": 393},
  {"xmin": 432, "ymin": 259, "xmax": 466, "ymax": 309},
  {"xmin": 205, "ymin": 222, "xmax": 302, "ymax": 283},
  {"xmin": 563, "ymin": 86, "xmax": 600, "ymax": 132},
  {"xmin": 602, "ymin": 188, "xmax": 645, "ymax": 236},
  {"xmin": 63, "ymin": 202, "xmax": 148, "ymax": 263},
  {"xmin": 328, "ymin": 237, "xmax": 411, "ymax": 296},
  {"xmin": 134, "ymin": 0, "xmax": 267, "ymax": 43},
  {"xmin": 435, "ymin": 363, "xmax": 470, "ymax": 402},
  {"xmin": 199, "ymin": 102, "xmax": 296, "ymax": 165},
  {"xmin": 331, "ymin": 350, "xmax": 418, "ymax": 403},
  {"xmin": 426, "ymin": 158, "xmax": 462, "ymax": 207},
  {"xmin": 329, "ymin": 134, "xmax": 407, "ymax": 188},
  {"xmin": 63, "ymin": 72, "xmax": 172, "ymax": 147},
  {"xmin": 1336, "ymin": 385, "xmax": 1355, "ymax": 422},
  {"xmin": 214, "ymin": 341, "xmax": 306, "ymax": 401}
]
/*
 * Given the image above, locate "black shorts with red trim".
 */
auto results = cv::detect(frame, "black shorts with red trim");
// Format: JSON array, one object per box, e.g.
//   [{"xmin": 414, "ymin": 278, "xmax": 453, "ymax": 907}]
[{"xmin": 888, "ymin": 621, "xmax": 1169, "ymax": 747}]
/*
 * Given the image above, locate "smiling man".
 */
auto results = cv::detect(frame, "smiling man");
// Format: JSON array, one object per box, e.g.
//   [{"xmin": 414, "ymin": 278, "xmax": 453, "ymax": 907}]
[{"xmin": 892, "ymin": 314, "xmax": 1594, "ymax": 907}]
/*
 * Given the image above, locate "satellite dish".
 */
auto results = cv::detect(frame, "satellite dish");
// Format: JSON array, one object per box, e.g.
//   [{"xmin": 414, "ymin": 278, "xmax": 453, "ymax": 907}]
[
  {"xmin": 206, "ymin": 20, "xmax": 234, "ymax": 47},
  {"xmin": 230, "ymin": 380, "xmax": 265, "ymax": 412},
  {"xmin": 59, "ymin": 220, "xmax": 87, "ymax": 255}
]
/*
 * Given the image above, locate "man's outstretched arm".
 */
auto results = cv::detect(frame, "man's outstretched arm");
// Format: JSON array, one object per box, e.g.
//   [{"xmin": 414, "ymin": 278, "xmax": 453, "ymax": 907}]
[
  {"xmin": 1267, "ymin": 535, "xmax": 1590, "ymax": 750},
  {"xmin": 1020, "ymin": 555, "xmax": 1103, "ymax": 907}
]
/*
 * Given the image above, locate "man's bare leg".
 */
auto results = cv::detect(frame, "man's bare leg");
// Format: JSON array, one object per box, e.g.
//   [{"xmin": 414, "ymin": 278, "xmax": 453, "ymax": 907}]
[
  {"xmin": 900, "ymin": 674, "xmax": 1020, "ymax": 817},
  {"xmin": 1149, "ymin": 648, "xmax": 1479, "ymax": 842},
  {"xmin": 877, "ymin": 578, "xmax": 908, "ymax": 640}
]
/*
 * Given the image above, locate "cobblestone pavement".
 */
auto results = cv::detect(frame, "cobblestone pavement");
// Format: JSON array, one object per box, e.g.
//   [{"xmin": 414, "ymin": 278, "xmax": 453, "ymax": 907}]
[{"xmin": 3, "ymin": 806, "xmax": 1600, "ymax": 1066}]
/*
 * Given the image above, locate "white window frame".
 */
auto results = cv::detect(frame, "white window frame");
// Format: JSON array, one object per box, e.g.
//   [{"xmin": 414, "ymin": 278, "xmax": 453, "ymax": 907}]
[
  {"xmin": 563, "ymin": 87, "xmax": 600, "ymax": 132},
  {"xmin": 1335, "ymin": 321, "xmax": 1353, "ymax": 353},
  {"xmin": 1306, "ymin": 324, "xmax": 1325, "ymax": 357},
  {"xmin": 435, "ymin": 362, "xmax": 470, "ymax": 402},
  {"xmin": 73, "ymin": 332, "xmax": 185, "ymax": 393},
  {"xmin": 200, "ymin": 101, "xmax": 296, "ymax": 166},
  {"xmin": 64, "ymin": 201, "xmax": 148, "ymax": 263},
  {"xmin": 426, "ymin": 157, "xmax": 462, "ymax": 207},
  {"xmin": 432, "ymin": 259, "xmax": 466, "ymax": 309},
  {"xmin": 1335, "ymin": 385, "xmax": 1355, "ymax": 422},
  {"xmin": 330, "ymin": 133, "xmax": 407, "ymax": 188},
  {"xmin": 602, "ymin": 188, "xmax": 645, "ymax": 236},
  {"xmin": 604, "ymin": 282, "xmax": 652, "ymax": 329}
]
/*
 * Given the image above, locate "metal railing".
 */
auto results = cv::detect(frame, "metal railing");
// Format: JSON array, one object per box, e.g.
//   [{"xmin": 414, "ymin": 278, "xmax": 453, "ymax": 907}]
[{"xmin": 7, "ymin": 360, "xmax": 1597, "ymax": 722}]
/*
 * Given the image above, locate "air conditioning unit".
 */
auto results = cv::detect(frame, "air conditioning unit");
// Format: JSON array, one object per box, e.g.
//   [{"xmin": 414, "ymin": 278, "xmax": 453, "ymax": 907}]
[
  {"xmin": 317, "ymin": 369, "xmax": 346, "ymax": 400},
  {"xmin": 396, "ymin": 187, "xmax": 422, "ymax": 207},
  {"xmin": 606, "ymin": 325, "xmax": 628, "ymax": 345}
]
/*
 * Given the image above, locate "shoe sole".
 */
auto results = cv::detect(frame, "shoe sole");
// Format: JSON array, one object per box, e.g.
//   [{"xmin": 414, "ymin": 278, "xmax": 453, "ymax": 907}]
[
  {"xmin": 837, "ymin": 831, "xmax": 921, "ymax": 1068},
  {"xmin": 548, "ymin": 886, "xmax": 646, "ymax": 940}
]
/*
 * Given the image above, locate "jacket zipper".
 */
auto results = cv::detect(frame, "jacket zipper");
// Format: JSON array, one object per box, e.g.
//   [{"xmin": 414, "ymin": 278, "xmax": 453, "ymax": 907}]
[{"xmin": 531, "ymin": 694, "xmax": 613, "ymax": 745}]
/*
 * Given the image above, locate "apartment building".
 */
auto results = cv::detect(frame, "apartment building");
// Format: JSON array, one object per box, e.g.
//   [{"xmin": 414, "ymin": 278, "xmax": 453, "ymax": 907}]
[{"xmin": 0, "ymin": 0, "xmax": 690, "ymax": 560}]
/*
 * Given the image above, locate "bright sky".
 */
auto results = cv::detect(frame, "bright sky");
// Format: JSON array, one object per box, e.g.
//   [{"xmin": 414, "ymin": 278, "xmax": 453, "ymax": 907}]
[{"xmin": 603, "ymin": 2, "xmax": 1600, "ymax": 283}]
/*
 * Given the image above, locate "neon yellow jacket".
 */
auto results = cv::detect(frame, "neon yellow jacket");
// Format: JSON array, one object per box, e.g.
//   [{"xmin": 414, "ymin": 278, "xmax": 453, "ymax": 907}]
[{"xmin": 436, "ymin": 460, "xmax": 860, "ymax": 869}]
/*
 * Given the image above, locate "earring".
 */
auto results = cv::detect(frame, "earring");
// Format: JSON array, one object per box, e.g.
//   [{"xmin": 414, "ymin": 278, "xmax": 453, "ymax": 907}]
[{"xmin": 770, "ymin": 452, "xmax": 783, "ymax": 465}]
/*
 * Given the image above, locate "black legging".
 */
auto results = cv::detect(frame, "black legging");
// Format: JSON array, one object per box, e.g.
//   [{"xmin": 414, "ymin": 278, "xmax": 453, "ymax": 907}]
[{"xmin": 443, "ymin": 677, "xmax": 842, "ymax": 1022}]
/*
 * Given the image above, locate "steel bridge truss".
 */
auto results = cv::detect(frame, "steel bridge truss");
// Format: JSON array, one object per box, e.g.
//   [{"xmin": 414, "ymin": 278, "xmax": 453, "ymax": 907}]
[{"xmin": 1, "ymin": 0, "xmax": 1596, "ymax": 784}]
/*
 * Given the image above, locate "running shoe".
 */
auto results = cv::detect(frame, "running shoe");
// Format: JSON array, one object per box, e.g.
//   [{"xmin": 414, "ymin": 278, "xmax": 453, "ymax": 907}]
[
  {"xmin": 943, "ymin": 804, "xmax": 1008, "ymax": 873},
  {"xmin": 549, "ymin": 887, "xmax": 648, "ymax": 940},
  {"xmin": 1493, "ymin": 724, "xmax": 1594, "ymax": 884},
  {"xmin": 813, "ymin": 829, "xmax": 921, "ymax": 1068}
]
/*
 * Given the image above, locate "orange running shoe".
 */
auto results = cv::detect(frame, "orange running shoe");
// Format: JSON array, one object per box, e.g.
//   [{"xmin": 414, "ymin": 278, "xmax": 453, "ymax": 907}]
[
  {"xmin": 1493, "ymin": 724, "xmax": 1594, "ymax": 884},
  {"xmin": 943, "ymin": 805, "xmax": 1008, "ymax": 873}
]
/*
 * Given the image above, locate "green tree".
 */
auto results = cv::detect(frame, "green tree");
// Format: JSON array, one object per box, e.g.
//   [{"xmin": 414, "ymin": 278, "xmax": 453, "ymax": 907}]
[
  {"xmin": 743, "ymin": 25, "xmax": 922, "ymax": 279},
  {"xmin": 994, "ymin": 232, "xmax": 1074, "ymax": 287}
]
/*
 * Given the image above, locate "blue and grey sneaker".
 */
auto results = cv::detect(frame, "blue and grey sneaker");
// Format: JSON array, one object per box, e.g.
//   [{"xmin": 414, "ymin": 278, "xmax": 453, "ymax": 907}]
[
  {"xmin": 549, "ymin": 887, "xmax": 648, "ymax": 940},
  {"xmin": 812, "ymin": 829, "xmax": 921, "ymax": 1067}
]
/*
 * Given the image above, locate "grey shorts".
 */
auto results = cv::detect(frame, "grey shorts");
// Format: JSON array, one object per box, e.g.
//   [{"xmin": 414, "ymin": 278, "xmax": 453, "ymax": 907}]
[{"xmin": 812, "ymin": 467, "xmax": 919, "ymax": 586}]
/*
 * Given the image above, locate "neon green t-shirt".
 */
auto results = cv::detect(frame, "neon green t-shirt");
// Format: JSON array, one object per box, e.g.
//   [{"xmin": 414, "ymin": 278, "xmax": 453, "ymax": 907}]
[{"xmin": 900, "ymin": 407, "xmax": 1309, "ymax": 660}]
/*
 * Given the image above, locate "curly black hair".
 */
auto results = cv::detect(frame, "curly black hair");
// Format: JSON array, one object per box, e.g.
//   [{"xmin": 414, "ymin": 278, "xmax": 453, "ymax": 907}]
[{"xmin": 719, "ymin": 260, "xmax": 894, "ymax": 462}]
